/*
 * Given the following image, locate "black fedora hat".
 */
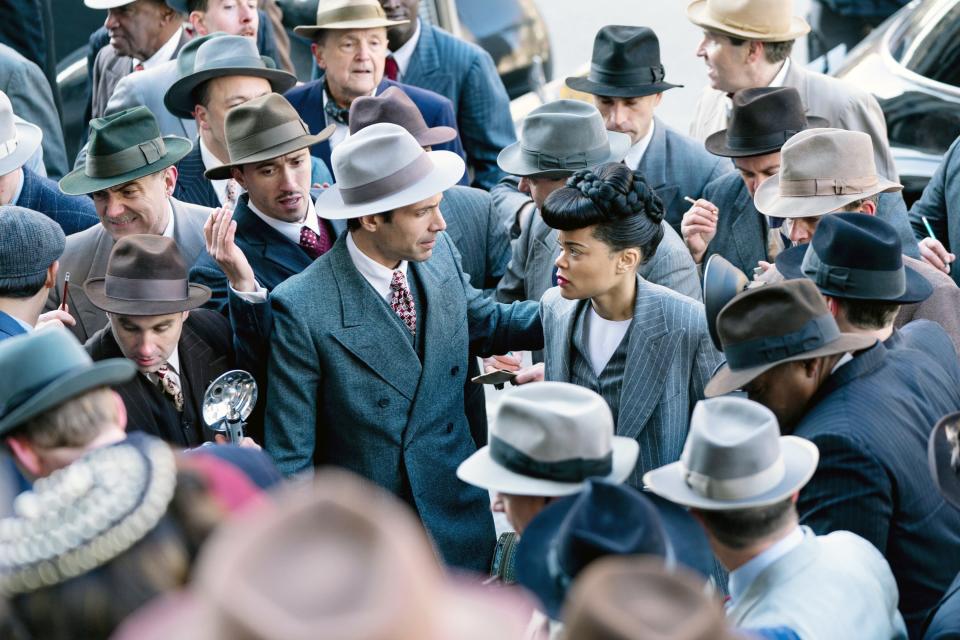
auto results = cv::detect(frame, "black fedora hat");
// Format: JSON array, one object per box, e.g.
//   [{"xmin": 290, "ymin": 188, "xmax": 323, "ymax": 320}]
[
  {"xmin": 705, "ymin": 87, "xmax": 829, "ymax": 158},
  {"xmin": 566, "ymin": 26, "xmax": 681, "ymax": 98},
  {"xmin": 929, "ymin": 412, "xmax": 960, "ymax": 512},
  {"xmin": 515, "ymin": 479, "xmax": 714, "ymax": 620},
  {"xmin": 775, "ymin": 213, "xmax": 933, "ymax": 304},
  {"xmin": 703, "ymin": 254, "xmax": 749, "ymax": 351}
]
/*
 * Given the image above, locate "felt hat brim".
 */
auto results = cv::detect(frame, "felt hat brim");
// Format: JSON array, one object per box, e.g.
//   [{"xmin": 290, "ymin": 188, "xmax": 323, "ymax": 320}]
[
  {"xmin": 204, "ymin": 125, "xmax": 335, "ymax": 180},
  {"xmin": 929, "ymin": 412, "xmax": 960, "ymax": 512},
  {"xmin": 293, "ymin": 16, "xmax": 407, "ymax": 36},
  {"xmin": 753, "ymin": 172, "xmax": 903, "ymax": 219},
  {"xmin": 643, "ymin": 435, "xmax": 820, "ymax": 511},
  {"xmin": 59, "ymin": 137, "xmax": 193, "ymax": 195},
  {"xmin": 83, "ymin": 279, "xmax": 212, "ymax": 315},
  {"xmin": 84, "ymin": 0, "xmax": 135, "ymax": 8},
  {"xmin": 0, "ymin": 358, "xmax": 136, "ymax": 435},
  {"xmin": 412, "ymin": 125, "xmax": 458, "ymax": 148},
  {"xmin": 704, "ymin": 116, "xmax": 830, "ymax": 157},
  {"xmin": 564, "ymin": 76, "xmax": 681, "ymax": 99},
  {"xmin": 456, "ymin": 436, "xmax": 640, "ymax": 497},
  {"xmin": 686, "ymin": 0, "xmax": 811, "ymax": 42},
  {"xmin": 0, "ymin": 120, "xmax": 42, "ymax": 176},
  {"xmin": 496, "ymin": 129, "xmax": 631, "ymax": 178},
  {"xmin": 164, "ymin": 65, "xmax": 298, "ymax": 120},
  {"xmin": 776, "ymin": 244, "xmax": 934, "ymax": 304}
]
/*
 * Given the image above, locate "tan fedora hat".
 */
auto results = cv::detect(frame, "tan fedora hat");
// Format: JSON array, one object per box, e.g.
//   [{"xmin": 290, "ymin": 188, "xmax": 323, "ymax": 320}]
[
  {"xmin": 293, "ymin": 0, "xmax": 407, "ymax": 37},
  {"xmin": 753, "ymin": 128, "xmax": 902, "ymax": 219},
  {"xmin": 686, "ymin": 0, "xmax": 810, "ymax": 42}
]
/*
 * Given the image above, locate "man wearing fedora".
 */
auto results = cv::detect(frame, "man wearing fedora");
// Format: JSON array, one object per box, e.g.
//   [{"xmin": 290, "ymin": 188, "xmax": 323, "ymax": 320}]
[
  {"xmin": 685, "ymin": 0, "xmax": 898, "ymax": 184},
  {"xmin": 565, "ymin": 25, "xmax": 730, "ymax": 234},
  {"xmin": 261, "ymin": 123, "xmax": 543, "ymax": 571},
  {"xmin": 164, "ymin": 35, "xmax": 298, "ymax": 209},
  {"xmin": 284, "ymin": 0, "xmax": 466, "ymax": 181},
  {"xmin": 924, "ymin": 413, "xmax": 960, "ymax": 639},
  {"xmin": 84, "ymin": 234, "xmax": 253, "ymax": 448},
  {"xmin": 377, "ymin": 0, "xmax": 516, "ymax": 191},
  {"xmin": 681, "ymin": 87, "xmax": 827, "ymax": 276},
  {"xmin": 705, "ymin": 280, "xmax": 960, "ymax": 635},
  {"xmin": 754, "ymin": 128, "xmax": 960, "ymax": 352},
  {"xmin": 49, "ymin": 106, "xmax": 210, "ymax": 344},
  {"xmin": 645, "ymin": 396, "xmax": 907, "ymax": 639}
]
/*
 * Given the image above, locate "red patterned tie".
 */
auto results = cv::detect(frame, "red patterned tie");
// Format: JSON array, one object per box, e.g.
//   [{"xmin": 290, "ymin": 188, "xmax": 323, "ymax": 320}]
[
  {"xmin": 133, "ymin": 63, "xmax": 145, "ymax": 72},
  {"xmin": 389, "ymin": 269, "xmax": 417, "ymax": 335},
  {"xmin": 299, "ymin": 224, "xmax": 332, "ymax": 260},
  {"xmin": 384, "ymin": 55, "xmax": 399, "ymax": 81}
]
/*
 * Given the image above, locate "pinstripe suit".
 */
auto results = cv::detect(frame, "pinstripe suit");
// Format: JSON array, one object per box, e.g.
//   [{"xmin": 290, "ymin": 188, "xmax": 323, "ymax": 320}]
[
  {"xmin": 16, "ymin": 167, "xmax": 98, "ymax": 235},
  {"xmin": 909, "ymin": 134, "xmax": 960, "ymax": 287},
  {"xmin": 794, "ymin": 330, "xmax": 960, "ymax": 637},
  {"xmin": 441, "ymin": 185, "xmax": 510, "ymax": 295},
  {"xmin": 700, "ymin": 172, "xmax": 769, "ymax": 276},
  {"xmin": 172, "ymin": 142, "xmax": 219, "ymax": 209},
  {"xmin": 541, "ymin": 276, "xmax": 722, "ymax": 483}
]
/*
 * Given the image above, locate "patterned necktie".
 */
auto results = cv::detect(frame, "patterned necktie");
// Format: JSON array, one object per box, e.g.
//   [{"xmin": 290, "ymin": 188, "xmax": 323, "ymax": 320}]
[
  {"xmin": 300, "ymin": 225, "xmax": 332, "ymax": 260},
  {"xmin": 133, "ymin": 63, "xmax": 145, "ymax": 72},
  {"xmin": 384, "ymin": 54, "xmax": 399, "ymax": 81},
  {"xmin": 223, "ymin": 179, "xmax": 241, "ymax": 210},
  {"xmin": 155, "ymin": 364, "xmax": 184, "ymax": 412},
  {"xmin": 324, "ymin": 96, "xmax": 350, "ymax": 126},
  {"xmin": 389, "ymin": 269, "xmax": 417, "ymax": 335}
]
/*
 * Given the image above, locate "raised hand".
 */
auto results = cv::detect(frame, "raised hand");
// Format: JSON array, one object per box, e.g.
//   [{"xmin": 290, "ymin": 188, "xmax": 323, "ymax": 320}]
[
  {"xmin": 204, "ymin": 207, "xmax": 257, "ymax": 292},
  {"xmin": 680, "ymin": 198, "xmax": 719, "ymax": 263}
]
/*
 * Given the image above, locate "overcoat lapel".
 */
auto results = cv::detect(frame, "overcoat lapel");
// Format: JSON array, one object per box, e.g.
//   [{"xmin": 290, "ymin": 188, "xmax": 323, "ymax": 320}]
[
  {"xmin": 234, "ymin": 200, "xmax": 314, "ymax": 276},
  {"xmin": 72, "ymin": 230, "xmax": 114, "ymax": 340},
  {"xmin": 638, "ymin": 119, "xmax": 680, "ymax": 216},
  {"xmin": 730, "ymin": 181, "xmax": 766, "ymax": 270}
]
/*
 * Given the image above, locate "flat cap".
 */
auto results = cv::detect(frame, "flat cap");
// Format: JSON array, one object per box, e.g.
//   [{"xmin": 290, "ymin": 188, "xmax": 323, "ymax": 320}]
[{"xmin": 0, "ymin": 206, "xmax": 65, "ymax": 280}]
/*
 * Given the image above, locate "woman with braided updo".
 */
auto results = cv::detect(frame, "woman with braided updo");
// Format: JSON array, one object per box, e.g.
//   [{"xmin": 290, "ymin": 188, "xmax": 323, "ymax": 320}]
[{"xmin": 538, "ymin": 163, "xmax": 721, "ymax": 484}]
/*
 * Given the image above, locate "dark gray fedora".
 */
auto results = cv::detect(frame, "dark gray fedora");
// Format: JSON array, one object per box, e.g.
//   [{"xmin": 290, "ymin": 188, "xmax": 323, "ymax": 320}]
[
  {"xmin": 0, "ymin": 328, "xmax": 135, "ymax": 435},
  {"xmin": 164, "ymin": 35, "xmax": 296, "ymax": 120},
  {"xmin": 349, "ymin": 86, "xmax": 457, "ymax": 147},
  {"xmin": 497, "ymin": 100, "xmax": 631, "ymax": 178},
  {"xmin": 566, "ymin": 26, "xmax": 681, "ymax": 98}
]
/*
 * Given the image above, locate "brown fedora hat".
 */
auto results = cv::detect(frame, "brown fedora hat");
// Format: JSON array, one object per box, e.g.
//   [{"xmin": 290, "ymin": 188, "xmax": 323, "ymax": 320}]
[
  {"xmin": 349, "ymin": 86, "xmax": 457, "ymax": 147},
  {"xmin": 84, "ymin": 235, "xmax": 211, "ymax": 316},
  {"xmin": 705, "ymin": 279, "xmax": 876, "ymax": 397}
]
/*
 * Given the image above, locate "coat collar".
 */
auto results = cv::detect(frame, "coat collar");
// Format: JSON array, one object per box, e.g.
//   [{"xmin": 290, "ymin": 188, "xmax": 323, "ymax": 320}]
[
  {"xmin": 636, "ymin": 117, "xmax": 669, "ymax": 189},
  {"xmin": 232, "ymin": 195, "xmax": 315, "ymax": 275},
  {"xmin": 806, "ymin": 339, "xmax": 885, "ymax": 412},
  {"xmin": 0, "ymin": 311, "xmax": 28, "ymax": 338},
  {"xmin": 404, "ymin": 21, "xmax": 439, "ymax": 79}
]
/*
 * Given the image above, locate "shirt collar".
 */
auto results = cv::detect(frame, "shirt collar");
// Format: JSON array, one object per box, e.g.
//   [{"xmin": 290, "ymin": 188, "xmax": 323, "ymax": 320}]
[
  {"xmin": 390, "ymin": 18, "xmax": 421, "ymax": 80},
  {"xmin": 728, "ymin": 525, "xmax": 805, "ymax": 603},
  {"xmin": 322, "ymin": 85, "xmax": 376, "ymax": 149},
  {"xmin": 768, "ymin": 58, "xmax": 791, "ymax": 88},
  {"xmin": 162, "ymin": 199, "xmax": 175, "ymax": 239},
  {"xmin": 623, "ymin": 119, "xmax": 656, "ymax": 171},
  {"xmin": 7, "ymin": 168, "xmax": 24, "ymax": 207},
  {"xmin": 247, "ymin": 195, "xmax": 318, "ymax": 246},
  {"xmin": 11, "ymin": 314, "xmax": 33, "ymax": 333},
  {"xmin": 132, "ymin": 26, "xmax": 182, "ymax": 70},
  {"xmin": 199, "ymin": 137, "xmax": 237, "ymax": 206},
  {"xmin": 345, "ymin": 231, "xmax": 408, "ymax": 300},
  {"xmin": 143, "ymin": 348, "xmax": 181, "ymax": 385}
]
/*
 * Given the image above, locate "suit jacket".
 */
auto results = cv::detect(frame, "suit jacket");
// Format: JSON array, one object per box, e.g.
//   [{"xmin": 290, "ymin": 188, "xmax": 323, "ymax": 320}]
[
  {"xmin": 794, "ymin": 335, "xmax": 960, "ymax": 636},
  {"xmin": 701, "ymin": 172, "xmax": 769, "ymax": 276},
  {"xmin": 0, "ymin": 42, "xmax": 67, "ymax": 179},
  {"xmin": 259, "ymin": 232, "xmax": 542, "ymax": 571},
  {"xmin": 284, "ymin": 77, "xmax": 467, "ymax": 178},
  {"xmin": 17, "ymin": 167, "xmax": 98, "ymax": 235},
  {"xmin": 104, "ymin": 58, "xmax": 195, "ymax": 139},
  {"xmin": 922, "ymin": 572, "xmax": 960, "ymax": 640},
  {"xmin": 728, "ymin": 528, "xmax": 907, "ymax": 640},
  {"xmin": 400, "ymin": 22, "xmax": 515, "ymax": 190},
  {"xmin": 172, "ymin": 141, "xmax": 219, "ymax": 209},
  {"xmin": 47, "ymin": 197, "xmax": 210, "ymax": 343},
  {"xmin": 909, "ymin": 134, "xmax": 960, "ymax": 287},
  {"xmin": 441, "ymin": 185, "xmax": 510, "ymax": 294},
  {"xmin": 540, "ymin": 277, "xmax": 721, "ymax": 481},
  {"xmin": 0, "ymin": 311, "xmax": 27, "ymax": 341},
  {"xmin": 689, "ymin": 59, "xmax": 898, "ymax": 181},
  {"xmin": 894, "ymin": 256, "xmax": 960, "ymax": 354}
]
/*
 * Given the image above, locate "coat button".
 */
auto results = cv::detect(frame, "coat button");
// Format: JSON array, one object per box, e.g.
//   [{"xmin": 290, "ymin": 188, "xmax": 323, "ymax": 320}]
[
  {"xmin": 378, "ymin": 398, "xmax": 389, "ymax": 408},
  {"xmin": 450, "ymin": 366, "xmax": 460, "ymax": 376}
]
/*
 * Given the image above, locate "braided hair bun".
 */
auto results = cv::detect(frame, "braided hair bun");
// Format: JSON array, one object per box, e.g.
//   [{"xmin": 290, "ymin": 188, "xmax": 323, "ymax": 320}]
[{"xmin": 567, "ymin": 167, "xmax": 665, "ymax": 226}]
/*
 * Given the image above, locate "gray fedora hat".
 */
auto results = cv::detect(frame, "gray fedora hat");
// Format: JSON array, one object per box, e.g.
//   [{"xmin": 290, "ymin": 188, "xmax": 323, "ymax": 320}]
[
  {"xmin": 457, "ymin": 382, "xmax": 639, "ymax": 497},
  {"xmin": 164, "ymin": 35, "xmax": 297, "ymax": 120},
  {"xmin": 0, "ymin": 328, "xmax": 135, "ymax": 435},
  {"xmin": 644, "ymin": 397, "xmax": 819, "ymax": 510},
  {"xmin": 0, "ymin": 91, "xmax": 42, "ymax": 176},
  {"xmin": 497, "ymin": 100, "xmax": 631, "ymax": 178},
  {"xmin": 754, "ymin": 128, "xmax": 902, "ymax": 219}
]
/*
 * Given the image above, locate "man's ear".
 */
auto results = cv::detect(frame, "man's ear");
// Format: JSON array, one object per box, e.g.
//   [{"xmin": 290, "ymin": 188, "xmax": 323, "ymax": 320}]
[
  {"xmin": 358, "ymin": 214, "xmax": 380, "ymax": 232},
  {"xmin": 194, "ymin": 104, "xmax": 211, "ymax": 132},
  {"xmin": 5, "ymin": 436, "xmax": 42, "ymax": 478},
  {"xmin": 824, "ymin": 295, "xmax": 840, "ymax": 318},
  {"xmin": 310, "ymin": 42, "xmax": 326, "ymax": 70},
  {"xmin": 112, "ymin": 390, "xmax": 128, "ymax": 433},
  {"xmin": 861, "ymin": 199, "xmax": 877, "ymax": 216},
  {"xmin": 189, "ymin": 11, "xmax": 208, "ymax": 35},
  {"xmin": 230, "ymin": 166, "xmax": 247, "ymax": 189},
  {"xmin": 747, "ymin": 40, "xmax": 765, "ymax": 64},
  {"xmin": 44, "ymin": 260, "xmax": 59, "ymax": 290}
]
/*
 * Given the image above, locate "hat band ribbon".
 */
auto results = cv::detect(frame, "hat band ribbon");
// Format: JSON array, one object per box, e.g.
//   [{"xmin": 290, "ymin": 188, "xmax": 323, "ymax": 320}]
[
  {"xmin": 86, "ymin": 137, "xmax": 167, "ymax": 179},
  {"xmin": 314, "ymin": 4, "xmax": 389, "ymax": 26},
  {"xmin": 588, "ymin": 63, "xmax": 665, "ymax": 86},
  {"xmin": 683, "ymin": 455, "xmax": 786, "ymax": 500},
  {"xmin": 725, "ymin": 313, "xmax": 839, "ymax": 370},
  {"xmin": 801, "ymin": 245, "xmax": 906, "ymax": 297},
  {"xmin": 724, "ymin": 128, "xmax": 799, "ymax": 152},
  {"xmin": 228, "ymin": 119, "xmax": 310, "ymax": 162},
  {"xmin": 779, "ymin": 175, "xmax": 878, "ymax": 197},
  {"xmin": 104, "ymin": 275, "xmax": 189, "ymax": 302},
  {"xmin": 196, "ymin": 54, "xmax": 269, "ymax": 74},
  {"xmin": 489, "ymin": 435, "xmax": 612, "ymax": 483},
  {"xmin": 339, "ymin": 152, "xmax": 433, "ymax": 205},
  {"xmin": 520, "ymin": 141, "xmax": 611, "ymax": 172},
  {"xmin": 0, "ymin": 137, "xmax": 18, "ymax": 161}
]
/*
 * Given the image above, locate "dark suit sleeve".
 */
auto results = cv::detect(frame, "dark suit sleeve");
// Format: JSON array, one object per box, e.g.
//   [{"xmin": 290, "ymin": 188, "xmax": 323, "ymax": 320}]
[
  {"xmin": 798, "ymin": 431, "xmax": 892, "ymax": 554},
  {"xmin": 909, "ymin": 135, "xmax": 958, "ymax": 251},
  {"xmin": 457, "ymin": 51, "xmax": 515, "ymax": 191},
  {"xmin": 429, "ymin": 96, "xmax": 469, "ymax": 186},
  {"xmin": 188, "ymin": 253, "xmax": 230, "ymax": 313},
  {"xmin": 878, "ymin": 191, "xmax": 921, "ymax": 259}
]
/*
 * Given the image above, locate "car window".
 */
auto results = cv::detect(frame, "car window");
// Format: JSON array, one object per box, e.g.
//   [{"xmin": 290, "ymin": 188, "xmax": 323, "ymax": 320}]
[{"xmin": 891, "ymin": 0, "xmax": 960, "ymax": 88}]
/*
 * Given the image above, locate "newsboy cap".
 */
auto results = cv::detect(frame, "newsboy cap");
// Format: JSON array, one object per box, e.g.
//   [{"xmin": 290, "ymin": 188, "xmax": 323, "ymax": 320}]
[{"xmin": 0, "ymin": 205, "xmax": 65, "ymax": 282}]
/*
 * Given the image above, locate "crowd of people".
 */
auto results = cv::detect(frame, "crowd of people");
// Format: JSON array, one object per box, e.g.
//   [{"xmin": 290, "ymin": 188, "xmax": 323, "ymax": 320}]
[{"xmin": 0, "ymin": 0, "xmax": 958, "ymax": 637}]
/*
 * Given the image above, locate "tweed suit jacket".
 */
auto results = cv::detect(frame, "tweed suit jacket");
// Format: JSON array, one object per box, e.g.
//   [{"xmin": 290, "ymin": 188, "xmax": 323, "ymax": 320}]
[
  {"xmin": 441, "ymin": 185, "xmax": 510, "ymax": 294},
  {"xmin": 0, "ymin": 312, "xmax": 27, "ymax": 341},
  {"xmin": 909, "ymin": 134, "xmax": 960, "ymax": 287},
  {"xmin": 728, "ymin": 528, "xmax": 907, "ymax": 640},
  {"xmin": 172, "ymin": 142, "xmax": 219, "ymax": 209},
  {"xmin": 400, "ymin": 22, "xmax": 515, "ymax": 190},
  {"xmin": 794, "ymin": 335, "xmax": 960, "ymax": 636},
  {"xmin": 893, "ymin": 256, "xmax": 960, "ymax": 353},
  {"xmin": 689, "ymin": 60, "xmax": 898, "ymax": 181},
  {"xmin": 540, "ymin": 276, "xmax": 721, "ymax": 482},
  {"xmin": 261, "ymin": 232, "xmax": 542, "ymax": 571},
  {"xmin": 17, "ymin": 167, "xmax": 98, "ymax": 235},
  {"xmin": 700, "ymin": 172, "xmax": 769, "ymax": 275},
  {"xmin": 104, "ymin": 58, "xmax": 195, "ymax": 139},
  {"xmin": 46, "ymin": 197, "xmax": 210, "ymax": 343}
]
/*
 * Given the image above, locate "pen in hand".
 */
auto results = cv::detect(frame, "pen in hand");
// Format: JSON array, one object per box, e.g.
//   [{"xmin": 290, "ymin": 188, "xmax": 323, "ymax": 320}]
[{"xmin": 59, "ymin": 272, "xmax": 70, "ymax": 311}]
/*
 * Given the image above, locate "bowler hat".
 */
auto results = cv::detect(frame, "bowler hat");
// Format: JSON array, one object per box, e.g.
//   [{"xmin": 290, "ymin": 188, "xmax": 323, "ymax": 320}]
[
  {"xmin": 754, "ymin": 128, "xmax": 902, "ymax": 219},
  {"xmin": 704, "ymin": 279, "xmax": 876, "ymax": 397},
  {"xmin": 776, "ymin": 213, "xmax": 932, "ymax": 304},
  {"xmin": 686, "ymin": 0, "xmax": 810, "ymax": 42},
  {"xmin": 0, "ymin": 91, "xmax": 41, "ymax": 176},
  {"xmin": 349, "ymin": 86, "xmax": 457, "ymax": 147},
  {"xmin": 205, "ymin": 93, "xmax": 334, "ymax": 179},
  {"xmin": 59, "ymin": 107, "xmax": 192, "ymax": 195},
  {"xmin": 293, "ymin": 0, "xmax": 407, "ymax": 37},
  {"xmin": 84, "ymin": 235, "xmax": 211, "ymax": 315},
  {"xmin": 566, "ymin": 26, "xmax": 681, "ymax": 98},
  {"xmin": 702, "ymin": 254, "xmax": 749, "ymax": 351},
  {"xmin": 644, "ymin": 396, "xmax": 819, "ymax": 510},
  {"xmin": 457, "ymin": 382, "xmax": 639, "ymax": 497},
  {"xmin": 497, "ymin": 100, "xmax": 631, "ymax": 177},
  {"xmin": 0, "ymin": 328, "xmax": 135, "ymax": 435},
  {"xmin": 0, "ymin": 205, "xmax": 65, "ymax": 281},
  {"xmin": 164, "ymin": 35, "xmax": 297, "ymax": 119},
  {"xmin": 929, "ymin": 412, "xmax": 960, "ymax": 512},
  {"xmin": 705, "ymin": 87, "xmax": 828, "ymax": 157}
]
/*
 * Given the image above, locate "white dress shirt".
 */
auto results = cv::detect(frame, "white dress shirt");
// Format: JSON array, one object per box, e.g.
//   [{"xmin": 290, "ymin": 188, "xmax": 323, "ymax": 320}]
[
  {"xmin": 623, "ymin": 119, "xmax": 656, "ymax": 171},
  {"xmin": 247, "ymin": 196, "xmax": 320, "ymax": 245},
  {"xmin": 6, "ymin": 168, "xmax": 24, "ymax": 206},
  {"xmin": 199, "ymin": 137, "xmax": 242, "ymax": 206},
  {"xmin": 586, "ymin": 307, "xmax": 631, "ymax": 376},
  {"xmin": 389, "ymin": 18, "xmax": 421, "ymax": 81},
  {"xmin": 728, "ymin": 525, "xmax": 805, "ymax": 605},
  {"xmin": 162, "ymin": 200, "xmax": 175, "ymax": 239},
  {"xmin": 346, "ymin": 231, "xmax": 408, "ymax": 301},
  {"xmin": 132, "ymin": 26, "xmax": 182, "ymax": 70}
]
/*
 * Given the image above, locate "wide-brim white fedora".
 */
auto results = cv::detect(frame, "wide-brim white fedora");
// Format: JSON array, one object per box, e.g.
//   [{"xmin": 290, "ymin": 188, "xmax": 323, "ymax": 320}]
[
  {"xmin": 317, "ymin": 122, "xmax": 465, "ymax": 220},
  {"xmin": 0, "ymin": 89, "xmax": 43, "ymax": 176}
]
